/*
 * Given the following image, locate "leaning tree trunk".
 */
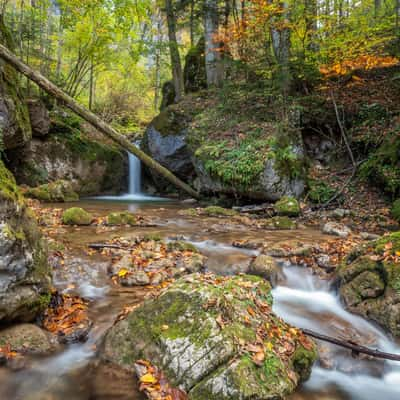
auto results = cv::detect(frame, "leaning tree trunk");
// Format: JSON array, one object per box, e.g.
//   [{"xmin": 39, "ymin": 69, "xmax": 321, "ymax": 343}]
[
  {"xmin": 204, "ymin": 0, "xmax": 224, "ymax": 87},
  {"xmin": 0, "ymin": 43, "xmax": 199, "ymax": 199}
]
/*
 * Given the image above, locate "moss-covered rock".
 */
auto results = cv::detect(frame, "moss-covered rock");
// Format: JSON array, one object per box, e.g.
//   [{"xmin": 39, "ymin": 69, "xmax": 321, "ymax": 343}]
[
  {"xmin": 248, "ymin": 255, "xmax": 280, "ymax": 286},
  {"xmin": 0, "ymin": 160, "xmax": 51, "ymax": 322},
  {"xmin": 338, "ymin": 232, "xmax": 400, "ymax": 337},
  {"xmin": 106, "ymin": 211, "xmax": 136, "ymax": 226},
  {"xmin": 203, "ymin": 206, "xmax": 238, "ymax": 217},
  {"xmin": 263, "ymin": 216, "xmax": 297, "ymax": 230},
  {"xmin": 62, "ymin": 207, "xmax": 93, "ymax": 226},
  {"xmin": 101, "ymin": 274, "xmax": 317, "ymax": 399},
  {"xmin": 25, "ymin": 180, "xmax": 79, "ymax": 202},
  {"xmin": 7, "ymin": 112, "xmax": 127, "ymax": 196},
  {"xmin": 274, "ymin": 196, "xmax": 300, "ymax": 217},
  {"xmin": 391, "ymin": 199, "xmax": 400, "ymax": 222}
]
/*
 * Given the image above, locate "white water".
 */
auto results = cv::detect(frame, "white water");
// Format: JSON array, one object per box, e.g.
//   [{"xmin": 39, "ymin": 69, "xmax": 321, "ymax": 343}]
[
  {"xmin": 95, "ymin": 151, "xmax": 168, "ymax": 202},
  {"xmin": 272, "ymin": 265, "xmax": 400, "ymax": 400}
]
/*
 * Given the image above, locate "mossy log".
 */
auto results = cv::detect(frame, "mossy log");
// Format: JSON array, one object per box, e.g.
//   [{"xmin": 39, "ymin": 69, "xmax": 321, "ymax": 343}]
[{"xmin": 0, "ymin": 44, "xmax": 199, "ymax": 199}]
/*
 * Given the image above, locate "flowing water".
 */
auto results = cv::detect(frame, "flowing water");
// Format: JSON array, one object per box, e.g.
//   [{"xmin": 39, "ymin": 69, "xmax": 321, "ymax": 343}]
[{"xmin": 1, "ymin": 159, "xmax": 400, "ymax": 399}]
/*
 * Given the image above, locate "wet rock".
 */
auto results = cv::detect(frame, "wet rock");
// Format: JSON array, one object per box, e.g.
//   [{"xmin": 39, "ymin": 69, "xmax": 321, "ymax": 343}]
[
  {"xmin": 338, "ymin": 232, "xmax": 400, "ymax": 338},
  {"xmin": 25, "ymin": 179, "xmax": 79, "ymax": 202},
  {"xmin": 203, "ymin": 206, "xmax": 238, "ymax": 217},
  {"xmin": 248, "ymin": 255, "xmax": 280, "ymax": 286},
  {"xmin": 233, "ymin": 203, "xmax": 272, "ymax": 215},
  {"xmin": 263, "ymin": 216, "xmax": 297, "ymax": 230},
  {"xmin": 316, "ymin": 254, "xmax": 335, "ymax": 272},
  {"xmin": 182, "ymin": 198, "xmax": 197, "ymax": 204},
  {"xmin": 106, "ymin": 211, "xmax": 136, "ymax": 226},
  {"xmin": 0, "ymin": 161, "xmax": 51, "ymax": 322},
  {"xmin": 101, "ymin": 274, "xmax": 317, "ymax": 399},
  {"xmin": 322, "ymin": 222, "xmax": 351, "ymax": 238},
  {"xmin": 232, "ymin": 239, "xmax": 264, "ymax": 250},
  {"xmin": 331, "ymin": 208, "xmax": 351, "ymax": 219},
  {"xmin": 0, "ymin": 324, "xmax": 53, "ymax": 355},
  {"xmin": 121, "ymin": 271, "xmax": 150, "ymax": 286},
  {"xmin": 62, "ymin": 207, "xmax": 93, "ymax": 226},
  {"xmin": 360, "ymin": 232, "xmax": 380, "ymax": 241},
  {"xmin": 274, "ymin": 196, "xmax": 301, "ymax": 217},
  {"xmin": 27, "ymin": 99, "xmax": 50, "ymax": 137}
]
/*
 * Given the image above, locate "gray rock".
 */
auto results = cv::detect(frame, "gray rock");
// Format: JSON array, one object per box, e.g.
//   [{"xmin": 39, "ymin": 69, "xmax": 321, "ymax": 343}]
[
  {"xmin": 360, "ymin": 232, "xmax": 380, "ymax": 241},
  {"xmin": 27, "ymin": 99, "xmax": 50, "ymax": 137},
  {"xmin": 316, "ymin": 254, "xmax": 334, "ymax": 271},
  {"xmin": 323, "ymin": 222, "xmax": 351, "ymax": 238},
  {"xmin": 0, "ymin": 323, "xmax": 54, "ymax": 354},
  {"xmin": 101, "ymin": 274, "xmax": 317, "ymax": 399},
  {"xmin": 121, "ymin": 271, "xmax": 150, "ymax": 286},
  {"xmin": 248, "ymin": 255, "xmax": 280, "ymax": 286}
]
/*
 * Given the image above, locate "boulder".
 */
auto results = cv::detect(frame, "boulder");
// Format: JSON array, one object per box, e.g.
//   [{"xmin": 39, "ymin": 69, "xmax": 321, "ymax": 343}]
[
  {"xmin": 322, "ymin": 222, "xmax": 351, "ymax": 238},
  {"xmin": 248, "ymin": 255, "xmax": 280, "ymax": 286},
  {"xmin": 338, "ymin": 232, "xmax": 400, "ymax": 337},
  {"xmin": 106, "ymin": 211, "xmax": 136, "ymax": 226},
  {"xmin": 0, "ymin": 323, "xmax": 53, "ymax": 354},
  {"xmin": 274, "ymin": 196, "xmax": 300, "ymax": 217},
  {"xmin": 7, "ymin": 115, "xmax": 127, "ymax": 195},
  {"xmin": 26, "ymin": 99, "xmax": 50, "ymax": 137},
  {"xmin": 0, "ymin": 160, "xmax": 51, "ymax": 322},
  {"xmin": 101, "ymin": 274, "xmax": 317, "ymax": 399},
  {"xmin": 25, "ymin": 180, "xmax": 79, "ymax": 202},
  {"xmin": 0, "ymin": 19, "xmax": 31, "ymax": 150},
  {"xmin": 183, "ymin": 37, "xmax": 206, "ymax": 93},
  {"xmin": 62, "ymin": 207, "xmax": 93, "ymax": 226}
]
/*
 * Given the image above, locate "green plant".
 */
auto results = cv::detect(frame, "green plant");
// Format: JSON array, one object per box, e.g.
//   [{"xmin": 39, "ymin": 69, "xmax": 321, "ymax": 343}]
[{"xmin": 308, "ymin": 180, "xmax": 336, "ymax": 204}]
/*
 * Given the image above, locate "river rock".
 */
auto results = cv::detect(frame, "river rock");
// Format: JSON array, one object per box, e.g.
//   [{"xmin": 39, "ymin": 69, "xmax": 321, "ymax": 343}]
[
  {"xmin": 62, "ymin": 207, "xmax": 93, "ymax": 225},
  {"xmin": 0, "ymin": 323, "xmax": 53, "ymax": 354},
  {"xmin": 0, "ymin": 160, "xmax": 51, "ymax": 322},
  {"xmin": 274, "ymin": 196, "xmax": 301, "ymax": 217},
  {"xmin": 101, "ymin": 274, "xmax": 317, "ymax": 399},
  {"xmin": 338, "ymin": 232, "xmax": 400, "ymax": 338},
  {"xmin": 322, "ymin": 222, "xmax": 351, "ymax": 238},
  {"xmin": 248, "ymin": 255, "xmax": 280, "ymax": 286}
]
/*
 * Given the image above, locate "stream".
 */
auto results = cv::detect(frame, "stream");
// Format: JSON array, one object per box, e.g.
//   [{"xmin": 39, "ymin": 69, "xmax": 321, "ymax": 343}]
[
  {"xmin": 1, "ymin": 156, "xmax": 400, "ymax": 399},
  {"xmin": 0, "ymin": 198, "xmax": 399, "ymax": 399}
]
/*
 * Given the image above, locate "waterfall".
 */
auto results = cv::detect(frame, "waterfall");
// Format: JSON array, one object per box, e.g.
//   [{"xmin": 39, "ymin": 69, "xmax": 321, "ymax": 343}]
[{"xmin": 128, "ymin": 152, "xmax": 141, "ymax": 194}]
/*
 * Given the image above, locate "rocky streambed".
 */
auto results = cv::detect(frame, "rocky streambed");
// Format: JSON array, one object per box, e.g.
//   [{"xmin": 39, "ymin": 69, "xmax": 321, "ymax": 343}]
[{"xmin": 1, "ymin": 199, "xmax": 400, "ymax": 400}]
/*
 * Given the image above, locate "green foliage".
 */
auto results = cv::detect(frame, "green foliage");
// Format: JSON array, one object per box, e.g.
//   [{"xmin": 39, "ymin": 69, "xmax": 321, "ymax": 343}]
[
  {"xmin": 308, "ymin": 180, "xmax": 336, "ymax": 204},
  {"xmin": 391, "ymin": 200, "xmax": 400, "ymax": 223}
]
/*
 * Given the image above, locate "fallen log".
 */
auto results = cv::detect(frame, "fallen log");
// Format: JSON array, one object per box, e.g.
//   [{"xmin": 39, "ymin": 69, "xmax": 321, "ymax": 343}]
[
  {"xmin": 302, "ymin": 328, "xmax": 400, "ymax": 362},
  {"xmin": 88, "ymin": 243, "xmax": 128, "ymax": 250},
  {"xmin": 0, "ymin": 44, "xmax": 199, "ymax": 199}
]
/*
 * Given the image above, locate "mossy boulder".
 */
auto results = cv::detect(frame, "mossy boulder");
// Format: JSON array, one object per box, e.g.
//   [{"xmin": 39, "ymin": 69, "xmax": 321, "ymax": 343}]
[
  {"xmin": 7, "ymin": 113, "xmax": 127, "ymax": 195},
  {"xmin": 263, "ymin": 216, "xmax": 297, "ymax": 230},
  {"xmin": 391, "ymin": 199, "xmax": 400, "ymax": 222},
  {"xmin": 203, "ymin": 206, "xmax": 238, "ymax": 217},
  {"xmin": 25, "ymin": 180, "xmax": 79, "ymax": 202},
  {"xmin": 248, "ymin": 255, "xmax": 281, "ymax": 286},
  {"xmin": 62, "ymin": 207, "xmax": 93, "ymax": 226},
  {"xmin": 338, "ymin": 232, "xmax": 400, "ymax": 337},
  {"xmin": 101, "ymin": 274, "xmax": 317, "ymax": 399},
  {"xmin": 274, "ymin": 196, "xmax": 300, "ymax": 217},
  {"xmin": 106, "ymin": 211, "xmax": 136, "ymax": 226},
  {"xmin": 0, "ymin": 160, "xmax": 51, "ymax": 322}
]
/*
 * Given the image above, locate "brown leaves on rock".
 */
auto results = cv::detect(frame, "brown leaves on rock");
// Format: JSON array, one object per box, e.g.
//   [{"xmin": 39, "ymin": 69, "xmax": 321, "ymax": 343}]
[
  {"xmin": 134, "ymin": 359, "xmax": 188, "ymax": 400},
  {"xmin": 0, "ymin": 344, "xmax": 17, "ymax": 364},
  {"xmin": 42, "ymin": 291, "xmax": 92, "ymax": 343}
]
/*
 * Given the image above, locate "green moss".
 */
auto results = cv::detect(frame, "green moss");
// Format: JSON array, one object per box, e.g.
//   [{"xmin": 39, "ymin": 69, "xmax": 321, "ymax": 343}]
[
  {"xmin": 107, "ymin": 211, "xmax": 136, "ymax": 226},
  {"xmin": 264, "ymin": 216, "xmax": 296, "ymax": 230},
  {"xmin": 143, "ymin": 233, "xmax": 162, "ymax": 242},
  {"xmin": 167, "ymin": 241, "xmax": 198, "ymax": 253},
  {"xmin": 0, "ymin": 160, "xmax": 24, "ymax": 204},
  {"xmin": 274, "ymin": 196, "xmax": 300, "ymax": 217},
  {"xmin": 291, "ymin": 343, "xmax": 318, "ymax": 382},
  {"xmin": 62, "ymin": 207, "xmax": 93, "ymax": 226},
  {"xmin": 25, "ymin": 180, "xmax": 79, "ymax": 203},
  {"xmin": 391, "ymin": 199, "xmax": 400, "ymax": 222},
  {"xmin": 374, "ymin": 232, "xmax": 400, "ymax": 255},
  {"xmin": 203, "ymin": 206, "xmax": 237, "ymax": 217}
]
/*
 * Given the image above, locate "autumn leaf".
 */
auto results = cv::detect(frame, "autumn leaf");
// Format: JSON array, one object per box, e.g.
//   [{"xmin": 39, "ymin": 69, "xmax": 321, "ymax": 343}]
[{"xmin": 140, "ymin": 373, "xmax": 158, "ymax": 384}]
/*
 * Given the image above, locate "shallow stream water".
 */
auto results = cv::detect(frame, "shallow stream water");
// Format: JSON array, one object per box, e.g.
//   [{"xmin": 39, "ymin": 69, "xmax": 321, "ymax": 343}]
[{"xmin": 1, "ymin": 198, "xmax": 400, "ymax": 399}]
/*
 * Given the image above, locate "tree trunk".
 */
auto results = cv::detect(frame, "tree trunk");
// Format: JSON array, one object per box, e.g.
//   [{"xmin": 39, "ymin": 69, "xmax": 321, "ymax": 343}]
[
  {"xmin": 165, "ymin": 0, "xmax": 184, "ymax": 101},
  {"xmin": 270, "ymin": 1, "xmax": 291, "ymax": 95},
  {"xmin": 0, "ymin": 43, "xmax": 199, "ymax": 199},
  {"xmin": 204, "ymin": 0, "xmax": 223, "ymax": 87}
]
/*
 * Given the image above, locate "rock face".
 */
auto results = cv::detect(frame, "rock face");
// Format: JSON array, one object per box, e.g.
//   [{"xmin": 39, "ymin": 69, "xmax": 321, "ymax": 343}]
[
  {"xmin": 25, "ymin": 179, "xmax": 79, "ymax": 202},
  {"xmin": 7, "ymin": 123, "xmax": 128, "ymax": 196},
  {"xmin": 26, "ymin": 99, "xmax": 50, "ymax": 137},
  {"xmin": 0, "ymin": 160, "xmax": 51, "ymax": 322},
  {"xmin": 101, "ymin": 274, "xmax": 317, "ymax": 399},
  {"xmin": 0, "ymin": 19, "xmax": 31, "ymax": 150},
  {"xmin": 338, "ymin": 232, "xmax": 400, "ymax": 338},
  {"xmin": 142, "ymin": 100, "xmax": 307, "ymax": 201}
]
